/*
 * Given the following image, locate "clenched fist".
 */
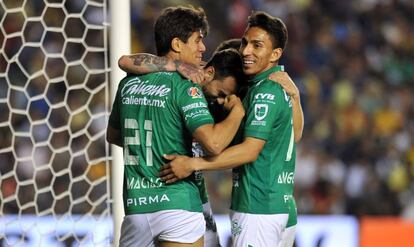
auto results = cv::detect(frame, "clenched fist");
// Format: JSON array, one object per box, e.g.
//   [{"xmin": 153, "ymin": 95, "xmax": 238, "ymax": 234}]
[{"xmin": 223, "ymin": 94, "xmax": 244, "ymax": 117}]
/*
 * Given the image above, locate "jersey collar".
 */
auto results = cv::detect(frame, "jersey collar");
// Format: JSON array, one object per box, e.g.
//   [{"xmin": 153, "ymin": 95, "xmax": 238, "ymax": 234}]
[{"xmin": 248, "ymin": 65, "xmax": 285, "ymax": 85}]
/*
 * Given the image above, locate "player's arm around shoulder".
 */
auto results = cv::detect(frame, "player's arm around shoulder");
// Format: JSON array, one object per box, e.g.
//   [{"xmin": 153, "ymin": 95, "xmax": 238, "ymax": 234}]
[
  {"xmin": 118, "ymin": 53, "xmax": 176, "ymax": 75},
  {"xmin": 118, "ymin": 53, "xmax": 205, "ymax": 83},
  {"xmin": 268, "ymin": 71, "xmax": 304, "ymax": 142},
  {"xmin": 160, "ymin": 136, "xmax": 266, "ymax": 184},
  {"xmin": 204, "ymin": 136, "xmax": 266, "ymax": 167}
]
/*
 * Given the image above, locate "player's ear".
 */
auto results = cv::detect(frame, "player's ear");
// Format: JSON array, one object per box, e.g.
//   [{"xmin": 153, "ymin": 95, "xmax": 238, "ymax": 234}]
[
  {"xmin": 270, "ymin": 48, "xmax": 283, "ymax": 63},
  {"xmin": 204, "ymin": 66, "xmax": 215, "ymax": 81},
  {"xmin": 171, "ymin": 37, "xmax": 182, "ymax": 53}
]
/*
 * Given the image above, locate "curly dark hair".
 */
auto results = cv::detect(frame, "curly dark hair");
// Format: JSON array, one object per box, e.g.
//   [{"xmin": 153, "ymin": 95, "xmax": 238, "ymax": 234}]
[{"xmin": 154, "ymin": 6, "xmax": 209, "ymax": 56}]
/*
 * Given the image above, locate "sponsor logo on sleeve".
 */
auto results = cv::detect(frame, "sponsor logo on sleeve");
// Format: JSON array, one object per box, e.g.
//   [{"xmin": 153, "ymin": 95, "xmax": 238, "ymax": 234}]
[
  {"xmin": 182, "ymin": 102, "xmax": 207, "ymax": 112},
  {"xmin": 251, "ymin": 103, "xmax": 268, "ymax": 126},
  {"xmin": 254, "ymin": 104, "xmax": 268, "ymax": 120},
  {"xmin": 184, "ymin": 109, "xmax": 210, "ymax": 121},
  {"xmin": 187, "ymin": 87, "xmax": 203, "ymax": 99}
]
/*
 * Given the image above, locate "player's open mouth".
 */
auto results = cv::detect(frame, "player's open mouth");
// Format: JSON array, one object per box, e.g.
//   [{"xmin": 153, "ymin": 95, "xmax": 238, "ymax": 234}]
[{"xmin": 243, "ymin": 60, "xmax": 254, "ymax": 70}]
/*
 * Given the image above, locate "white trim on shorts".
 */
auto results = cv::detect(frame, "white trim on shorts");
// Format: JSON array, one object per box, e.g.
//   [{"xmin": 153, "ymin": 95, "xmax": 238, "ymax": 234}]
[
  {"xmin": 119, "ymin": 210, "xmax": 205, "ymax": 247},
  {"xmin": 230, "ymin": 210, "xmax": 288, "ymax": 247}
]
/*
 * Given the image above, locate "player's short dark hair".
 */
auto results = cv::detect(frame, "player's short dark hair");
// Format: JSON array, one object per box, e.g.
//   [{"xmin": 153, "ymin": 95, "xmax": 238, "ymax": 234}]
[
  {"xmin": 247, "ymin": 11, "xmax": 288, "ymax": 50},
  {"xmin": 154, "ymin": 6, "xmax": 209, "ymax": 56},
  {"xmin": 215, "ymin": 38, "xmax": 242, "ymax": 53},
  {"xmin": 205, "ymin": 48, "xmax": 246, "ymax": 92}
]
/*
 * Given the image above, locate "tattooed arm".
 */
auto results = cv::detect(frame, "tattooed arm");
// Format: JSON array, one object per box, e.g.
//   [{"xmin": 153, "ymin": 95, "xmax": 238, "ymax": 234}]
[
  {"xmin": 118, "ymin": 53, "xmax": 205, "ymax": 83},
  {"xmin": 118, "ymin": 53, "xmax": 175, "ymax": 74}
]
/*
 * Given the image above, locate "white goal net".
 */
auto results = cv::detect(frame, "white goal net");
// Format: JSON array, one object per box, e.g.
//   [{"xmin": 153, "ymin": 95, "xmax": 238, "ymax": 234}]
[{"xmin": 0, "ymin": 0, "xmax": 115, "ymax": 246}]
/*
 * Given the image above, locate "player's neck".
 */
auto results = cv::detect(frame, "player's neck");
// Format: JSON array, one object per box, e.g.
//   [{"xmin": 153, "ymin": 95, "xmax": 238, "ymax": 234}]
[{"xmin": 165, "ymin": 51, "xmax": 180, "ymax": 63}]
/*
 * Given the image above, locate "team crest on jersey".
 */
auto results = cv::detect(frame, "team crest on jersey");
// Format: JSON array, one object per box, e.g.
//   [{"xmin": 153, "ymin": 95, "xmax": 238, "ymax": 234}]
[
  {"xmin": 187, "ymin": 87, "xmax": 202, "ymax": 98},
  {"xmin": 254, "ymin": 104, "xmax": 268, "ymax": 121}
]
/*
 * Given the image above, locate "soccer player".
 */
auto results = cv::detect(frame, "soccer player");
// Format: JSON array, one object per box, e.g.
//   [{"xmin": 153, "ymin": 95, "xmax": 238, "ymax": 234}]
[
  {"xmin": 119, "ymin": 48, "xmax": 303, "ymax": 247},
  {"xmin": 218, "ymin": 40, "xmax": 302, "ymax": 247},
  {"xmin": 160, "ymin": 11, "xmax": 298, "ymax": 246},
  {"xmin": 121, "ymin": 42, "xmax": 303, "ymax": 247},
  {"xmin": 214, "ymin": 38, "xmax": 303, "ymax": 144},
  {"xmin": 224, "ymin": 39, "xmax": 302, "ymax": 247},
  {"xmin": 119, "ymin": 48, "xmax": 244, "ymax": 247},
  {"xmin": 106, "ymin": 6, "xmax": 245, "ymax": 247}
]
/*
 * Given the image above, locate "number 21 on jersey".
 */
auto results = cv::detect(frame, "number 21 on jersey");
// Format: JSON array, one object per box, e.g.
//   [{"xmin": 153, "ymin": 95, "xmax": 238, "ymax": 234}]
[{"xmin": 124, "ymin": 118, "xmax": 153, "ymax": 166}]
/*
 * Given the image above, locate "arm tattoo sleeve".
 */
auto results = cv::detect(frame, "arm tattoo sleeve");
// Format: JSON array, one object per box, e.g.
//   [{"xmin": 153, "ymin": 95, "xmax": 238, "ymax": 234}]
[{"xmin": 129, "ymin": 54, "xmax": 170, "ymax": 72}]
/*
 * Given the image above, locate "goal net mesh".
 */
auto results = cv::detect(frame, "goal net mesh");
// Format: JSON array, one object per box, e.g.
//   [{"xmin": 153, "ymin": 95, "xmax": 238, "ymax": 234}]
[{"xmin": 0, "ymin": 0, "xmax": 112, "ymax": 245}]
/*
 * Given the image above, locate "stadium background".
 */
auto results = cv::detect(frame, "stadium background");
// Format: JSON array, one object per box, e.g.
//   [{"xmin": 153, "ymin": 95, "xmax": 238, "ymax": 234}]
[
  {"xmin": 129, "ymin": 0, "xmax": 414, "ymax": 220},
  {"xmin": 1, "ymin": 0, "xmax": 414, "ymax": 246}
]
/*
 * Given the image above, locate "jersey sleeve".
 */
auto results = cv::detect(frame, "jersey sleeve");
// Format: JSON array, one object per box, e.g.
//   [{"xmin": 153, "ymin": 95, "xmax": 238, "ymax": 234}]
[
  {"xmin": 244, "ymin": 82, "xmax": 286, "ymax": 141},
  {"xmin": 177, "ymin": 83, "xmax": 214, "ymax": 134}
]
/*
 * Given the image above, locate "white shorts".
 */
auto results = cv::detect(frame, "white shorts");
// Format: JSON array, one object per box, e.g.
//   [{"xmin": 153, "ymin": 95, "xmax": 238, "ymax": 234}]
[
  {"xmin": 203, "ymin": 202, "xmax": 221, "ymax": 247},
  {"xmin": 279, "ymin": 225, "xmax": 296, "ymax": 247},
  {"xmin": 230, "ymin": 211, "xmax": 288, "ymax": 247},
  {"xmin": 119, "ymin": 210, "xmax": 205, "ymax": 247}
]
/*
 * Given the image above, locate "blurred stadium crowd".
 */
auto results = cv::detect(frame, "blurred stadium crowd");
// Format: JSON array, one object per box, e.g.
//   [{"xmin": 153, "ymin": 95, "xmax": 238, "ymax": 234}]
[
  {"xmin": 130, "ymin": 0, "xmax": 414, "ymax": 217},
  {"xmin": 1, "ymin": 0, "xmax": 414, "ymax": 220}
]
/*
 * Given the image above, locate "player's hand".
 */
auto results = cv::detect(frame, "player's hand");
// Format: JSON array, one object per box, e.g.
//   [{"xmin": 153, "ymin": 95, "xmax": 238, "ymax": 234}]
[
  {"xmin": 269, "ymin": 71, "xmax": 300, "ymax": 100},
  {"xmin": 223, "ymin": 95, "xmax": 245, "ymax": 117},
  {"xmin": 159, "ymin": 154, "xmax": 194, "ymax": 184},
  {"xmin": 176, "ymin": 61, "xmax": 205, "ymax": 84}
]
